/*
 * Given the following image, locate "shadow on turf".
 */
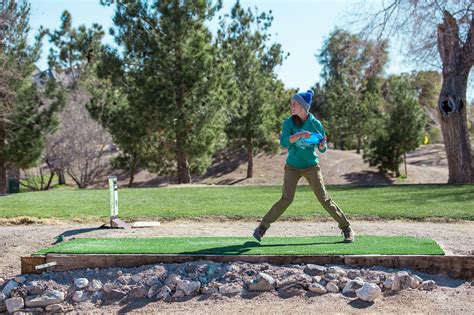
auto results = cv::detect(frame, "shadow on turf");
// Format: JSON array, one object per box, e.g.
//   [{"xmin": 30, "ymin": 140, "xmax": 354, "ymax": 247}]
[
  {"xmin": 180, "ymin": 240, "xmax": 345, "ymax": 255},
  {"xmin": 52, "ymin": 227, "xmax": 104, "ymax": 244}
]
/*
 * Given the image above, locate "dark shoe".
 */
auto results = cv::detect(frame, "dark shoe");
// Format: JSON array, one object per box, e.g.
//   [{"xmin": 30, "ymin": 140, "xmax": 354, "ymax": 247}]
[
  {"xmin": 341, "ymin": 226, "xmax": 355, "ymax": 243},
  {"xmin": 253, "ymin": 225, "xmax": 268, "ymax": 242}
]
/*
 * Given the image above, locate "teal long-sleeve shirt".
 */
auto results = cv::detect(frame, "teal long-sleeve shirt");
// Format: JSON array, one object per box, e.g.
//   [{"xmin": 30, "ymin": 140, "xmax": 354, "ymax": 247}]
[{"xmin": 279, "ymin": 113, "xmax": 327, "ymax": 169}]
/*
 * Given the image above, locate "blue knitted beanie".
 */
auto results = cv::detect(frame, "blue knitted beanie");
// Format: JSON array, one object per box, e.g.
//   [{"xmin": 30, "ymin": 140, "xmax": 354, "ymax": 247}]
[{"xmin": 291, "ymin": 90, "xmax": 314, "ymax": 112}]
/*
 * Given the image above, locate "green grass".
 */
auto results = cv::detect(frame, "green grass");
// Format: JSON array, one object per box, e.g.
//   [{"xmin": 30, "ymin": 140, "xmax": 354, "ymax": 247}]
[
  {"xmin": 1, "ymin": 184, "xmax": 473, "ymax": 221},
  {"xmin": 34, "ymin": 236, "xmax": 444, "ymax": 256}
]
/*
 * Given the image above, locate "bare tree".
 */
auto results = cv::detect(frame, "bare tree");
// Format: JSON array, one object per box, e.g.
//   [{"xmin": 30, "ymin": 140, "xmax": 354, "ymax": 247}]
[
  {"xmin": 46, "ymin": 83, "xmax": 111, "ymax": 188},
  {"xmin": 352, "ymin": 0, "xmax": 473, "ymax": 183}
]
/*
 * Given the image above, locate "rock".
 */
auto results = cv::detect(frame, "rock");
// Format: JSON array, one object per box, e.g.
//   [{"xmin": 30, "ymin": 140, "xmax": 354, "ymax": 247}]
[
  {"xmin": 45, "ymin": 304, "xmax": 64, "ymax": 312},
  {"xmin": 0, "ymin": 293, "xmax": 6, "ymax": 312},
  {"xmin": 347, "ymin": 270, "xmax": 360, "ymax": 279},
  {"xmin": 148, "ymin": 285, "xmax": 161, "ymax": 299},
  {"xmin": 313, "ymin": 276, "xmax": 322, "ymax": 283},
  {"xmin": 219, "ymin": 284, "xmax": 241, "ymax": 295},
  {"xmin": 74, "ymin": 278, "xmax": 89, "ymax": 289},
  {"xmin": 25, "ymin": 290, "xmax": 65, "ymax": 307},
  {"xmin": 337, "ymin": 277, "xmax": 350, "ymax": 290},
  {"xmin": 304, "ymin": 264, "xmax": 327, "ymax": 276},
  {"xmin": 342, "ymin": 279, "xmax": 365, "ymax": 296},
  {"xmin": 131, "ymin": 274, "xmax": 143, "ymax": 283},
  {"xmin": 356, "ymin": 282, "xmax": 381, "ymax": 302},
  {"xmin": 277, "ymin": 284, "xmax": 305, "ymax": 298},
  {"xmin": 326, "ymin": 282, "xmax": 340, "ymax": 293},
  {"xmin": 108, "ymin": 289, "xmax": 127, "ymax": 301},
  {"xmin": 10, "ymin": 286, "xmax": 28, "ymax": 299},
  {"xmin": 145, "ymin": 276, "xmax": 161, "ymax": 287},
  {"xmin": 201, "ymin": 286, "xmax": 218, "ymax": 295},
  {"xmin": 164, "ymin": 274, "xmax": 181, "ymax": 290},
  {"xmin": 172, "ymin": 290, "xmax": 185, "ymax": 299},
  {"xmin": 129, "ymin": 286, "xmax": 147, "ymax": 299},
  {"xmin": 247, "ymin": 273, "xmax": 276, "ymax": 292},
  {"xmin": 328, "ymin": 266, "xmax": 347, "ymax": 276},
  {"xmin": 26, "ymin": 281, "xmax": 45, "ymax": 295},
  {"xmin": 419, "ymin": 280, "xmax": 436, "ymax": 291},
  {"xmin": 102, "ymin": 283, "xmax": 119, "ymax": 294},
  {"xmin": 392, "ymin": 272, "xmax": 413, "ymax": 291},
  {"xmin": 5, "ymin": 297, "xmax": 24, "ymax": 313},
  {"xmin": 72, "ymin": 290, "xmax": 88, "ymax": 303},
  {"xmin": 153, "ymin": 266, "xmax": 167, "ymax": 278},
  {"xmin": 308, "ymin": 283, "xmax": 327, "ymax": 294},
  {"xmin": 117, "ymin": 276, "xmax": 130, "ymax": 285},
  {"xmin": 176, "ymin": 280, "xmax": 200, "ymax": 296},
  {"xmin": 383, "ymin": 278, "xmax": 393, "ymax": 290},
  {"xmin": 0, "ymin": 278, "xmax": 5, "ymax": 286},
  {"xmin": 155, "ymin": 285, "xmax": 171, "ymax": 300},
  {"xmin": 323, "ymin": 273, "xmax": 339, "ymax": 282},
  {"xmin": 14, "ymin": 276, "xmax": 27, "ymax": 284},
  {"xmin": 277, "ymin": 274, "xmax": 313, "ymax": 289},
  {"xmin": 2, "ymin": 280, "xmax": 18, "ymax": 297},
  {"xmin": 411, "ymin": 275, "xmax": 423, "ymax": 288},
  {"xmin": 88, "ymin": 279, "xmax": 103, "ymax": 292}
]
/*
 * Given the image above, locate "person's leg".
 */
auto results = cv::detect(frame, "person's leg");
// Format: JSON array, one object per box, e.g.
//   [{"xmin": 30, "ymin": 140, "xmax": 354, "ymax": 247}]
[
  {"xmin": 253, "ymin": 165, "xmax": 301, "ymax": 241},
  {"xmin": 303, "ymin": 165, "xmax": 354, "ymax": 241}
]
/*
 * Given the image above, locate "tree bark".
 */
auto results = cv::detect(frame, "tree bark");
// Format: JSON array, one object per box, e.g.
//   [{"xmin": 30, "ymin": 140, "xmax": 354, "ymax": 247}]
[
  {"xmin": 437, "ymin": 10, "xmax": 474, "ymax": 183},
  {"xmin": 0, "ymin": 157, "xmax": 6, "ymax": 195},
  {"xmin": 404, "ymin": 152, "xmax": 408, "ymax": 177},
  {"xmin": 246, "ymin": 140, "xmax": 253, "ymax": 179},
  {"xmin": 356, "ymin": 135, "xmax": 362, "ymax": 154},
  {"xmin": 128, "ymin": 154, "xmax": 137, "ymax": 188},
  {"xmin": 56, "ymin": 169, "xmax": 66, "ymax": 185}
]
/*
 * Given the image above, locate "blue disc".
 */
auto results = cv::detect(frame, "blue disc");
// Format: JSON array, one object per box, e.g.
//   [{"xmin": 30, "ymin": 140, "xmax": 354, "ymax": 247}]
[{"xmin": 303, "ymin": 133, "xmax": 324, "ymax": 144}]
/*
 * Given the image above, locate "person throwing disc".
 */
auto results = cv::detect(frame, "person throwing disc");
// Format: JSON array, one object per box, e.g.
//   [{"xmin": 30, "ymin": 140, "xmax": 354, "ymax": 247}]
[{"xmin": 253, "ymin": 89, "xmax": 355, "ymax": 243}]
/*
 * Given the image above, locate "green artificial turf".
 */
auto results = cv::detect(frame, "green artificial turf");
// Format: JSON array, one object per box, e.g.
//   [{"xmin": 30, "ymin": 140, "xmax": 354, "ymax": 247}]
[
  {"xmin": 34, "ymin": 236, "xmax": 444, "ymax": 256},
  {"xmin": 1, "ymin": 184, "xmax": 473, "ymax": 221}
]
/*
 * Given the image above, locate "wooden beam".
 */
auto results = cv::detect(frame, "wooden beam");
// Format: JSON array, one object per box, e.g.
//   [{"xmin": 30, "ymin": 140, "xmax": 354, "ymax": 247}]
[{"xmin": 21, "ymin": 256, "xmax": 46, "ymax": 274}]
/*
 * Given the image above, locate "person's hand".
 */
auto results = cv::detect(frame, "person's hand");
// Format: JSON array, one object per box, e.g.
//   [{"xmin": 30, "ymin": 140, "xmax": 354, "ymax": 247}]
[
  {"xmin": 319, "ymin": 136, "xmax": 327, "ymax": 149},
  {"xmin": 299, "ymin": 131, "xmax": 311, "ymax": 139}
]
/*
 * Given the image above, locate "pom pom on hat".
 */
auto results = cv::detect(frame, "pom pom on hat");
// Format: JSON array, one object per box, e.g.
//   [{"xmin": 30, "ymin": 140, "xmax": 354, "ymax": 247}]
[{"xmin": 291, "ymin": 89, "xmax": 313, "ymax": 112}]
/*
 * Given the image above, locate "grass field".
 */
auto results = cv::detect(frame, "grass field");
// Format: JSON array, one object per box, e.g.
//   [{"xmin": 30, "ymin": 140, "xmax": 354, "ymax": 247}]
[
  {"xmin": 34, "ymin": 236, "xmax": 444, "ymax": 256},
  {"xmin": 1, "ymin": 184, "xmax": 473, "ymax": 221}
]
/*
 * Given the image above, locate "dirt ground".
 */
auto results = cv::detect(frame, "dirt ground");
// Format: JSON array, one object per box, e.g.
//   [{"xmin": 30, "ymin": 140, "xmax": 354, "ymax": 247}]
[{"xmin": 1, "ymin": 219, "xmax": 473, "ymax": 314}]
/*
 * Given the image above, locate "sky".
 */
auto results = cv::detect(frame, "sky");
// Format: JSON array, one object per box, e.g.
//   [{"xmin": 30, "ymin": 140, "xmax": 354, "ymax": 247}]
[{"xmin": 28, "ymin": 0, "xmax": 469, "ymax": 98}]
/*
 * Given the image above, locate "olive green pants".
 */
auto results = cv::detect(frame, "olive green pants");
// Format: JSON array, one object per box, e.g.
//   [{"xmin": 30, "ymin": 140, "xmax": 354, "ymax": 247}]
[{"xmin": 261, "ymin": 164, "xmax": 350, "ymax": 230}]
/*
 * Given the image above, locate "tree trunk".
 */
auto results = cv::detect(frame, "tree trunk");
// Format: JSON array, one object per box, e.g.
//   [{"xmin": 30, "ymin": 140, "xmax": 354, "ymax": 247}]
[
  {"xmin": 56, "ymin": 169, "xmax": 66, "ymax": 185},
  {"xmin": 128, "ymin": 154, "xmax": 137, "ymax": 188},
  {"xmin": 246, "ymin": 140, "xmax": 253, "ymax": 179},
  {"xmin": 437, "ymin": 11, "xmax": 474, "ymax": 183},
  {"xmin": 0, "ymin": 158, "xmax": 6, "ymax": 195},
  {"xmin": 404, "ymin": 152, "xmax": 408, "ymax": 177},
  {"xmin": 356, "ymin": 135, "xmax": 362, "ymax": 154},
  {"xmin": 176, "ymin": 129, "xmax": 191, "ymax": 184},
  {"xmin": 6, "ymin": 165, "xmax": 19, "ymax": 193}
]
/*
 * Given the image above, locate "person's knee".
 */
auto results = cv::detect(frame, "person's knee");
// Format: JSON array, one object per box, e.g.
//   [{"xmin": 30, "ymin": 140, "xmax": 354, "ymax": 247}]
[{"xmin": 280, "ymin": 195, "xmax": 294, "ymax": 207}]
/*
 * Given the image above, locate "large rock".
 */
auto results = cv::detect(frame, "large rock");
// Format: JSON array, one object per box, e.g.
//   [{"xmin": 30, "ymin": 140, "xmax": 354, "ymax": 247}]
[
  {"xmin": 247, "ymin": 273, "xmax": 276, "ymax": 292},
  {"xmin": 0, "ymin": 293, "xmax": 6, "ymax": 312},
  {"xmin": 326, "ymin": 282, "xmax": 340, "ymax": 293},
  {"xmin": 419, "ymin": 280, "xmax": 436, "ymax": 291},
  {"xmin": 88, "ymin": 279, "xmax": 103, "ymax": 292},
  {"xmin": 25, "ymin": 290, "xmax": 65, "ymax": 307},
  {"xmin": 74, "ymin": 278, "xmax": 89, "ymax": 289},
  {"xmin": 103, "ymin": 283, "xmax": 119, "ymax": 294},
  {"xmin": 176, "ymin": 280, "xmax": 200, "ymax": 296},
  {"xmin": 45, "ymin": 304, "xmax": 64, "ymax": 312},
  {"xmin": 392, "ymin": 272, "xmax": 414, "ymax": 291},
  {"xmin": 26, "ymin": 281, "xmax": 45, "ymax": 296},
  {"xmin": 107, "ymin": 289, "xmax": 127, "ymax": 301},
  {"xmin": 277, "ymin": 274, "xmax": 313, "ymax": 289},
  {"xmin": 342, "ymin": 279, "xmax": 365, "ymax": 296},
  {"xmin": 131, "ymin": 274, "xmax": 144, "ymax": 283},
  {"xmin": 145, "ymin": 276, "xmax": 161, "ymax": 287},
  {"xmin": 304, "ymin": 264, "xmax": 327, "ymax": 276},
  {"xmin": 156, "ymin": 285, "xmax": 171, "ymax": 300},
  {"xmin": 383, "ymin": 278, "xmax": 393, "ymax": 290},
  {"xmin": 129, "ymin": 286, "xmax": 148, "ymax": 299},
  {"xmin": 308, "ymin": 283, "xmax": 327, "ymax": 294},
  {"xmin": 164, "ymin": 274, "xmax": 181, "ymax": 290},
  {"xmin": 277, "ymin": 284, "xmax": 305, "ymax": 298},
  {"xmin": 1, "ymin": 280, "xmax": 18, "ymax": 297},
  {"xmin": 219, "ymin": 284, "xmax": 241, "ymax": 295},
  {"xmin": 72, "ymin": 290, "xmax": 88, "ymax": 303},
  {"xmin": 6, "ymin": 297, "xmax": 24, "ymax": 313},
  {"xmin": 328, "ymin": 266, "xmax": 347, "ymax": 276},
  {"xmin": 356, "ymin": 283, "xmax": 381, "ymax": 302}
]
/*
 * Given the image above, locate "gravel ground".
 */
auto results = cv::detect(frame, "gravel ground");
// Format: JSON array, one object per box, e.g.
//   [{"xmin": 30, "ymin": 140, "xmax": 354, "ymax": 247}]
[{"xmin": 1, "ymin": 219, "xmax": 473, "ymax": 313}]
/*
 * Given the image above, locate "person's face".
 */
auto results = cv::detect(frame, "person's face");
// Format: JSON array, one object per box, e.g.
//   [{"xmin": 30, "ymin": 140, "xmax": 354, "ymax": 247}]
[{"xmin": 290, "ymin": 100, "xmax": 306, "ymax": 117}]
